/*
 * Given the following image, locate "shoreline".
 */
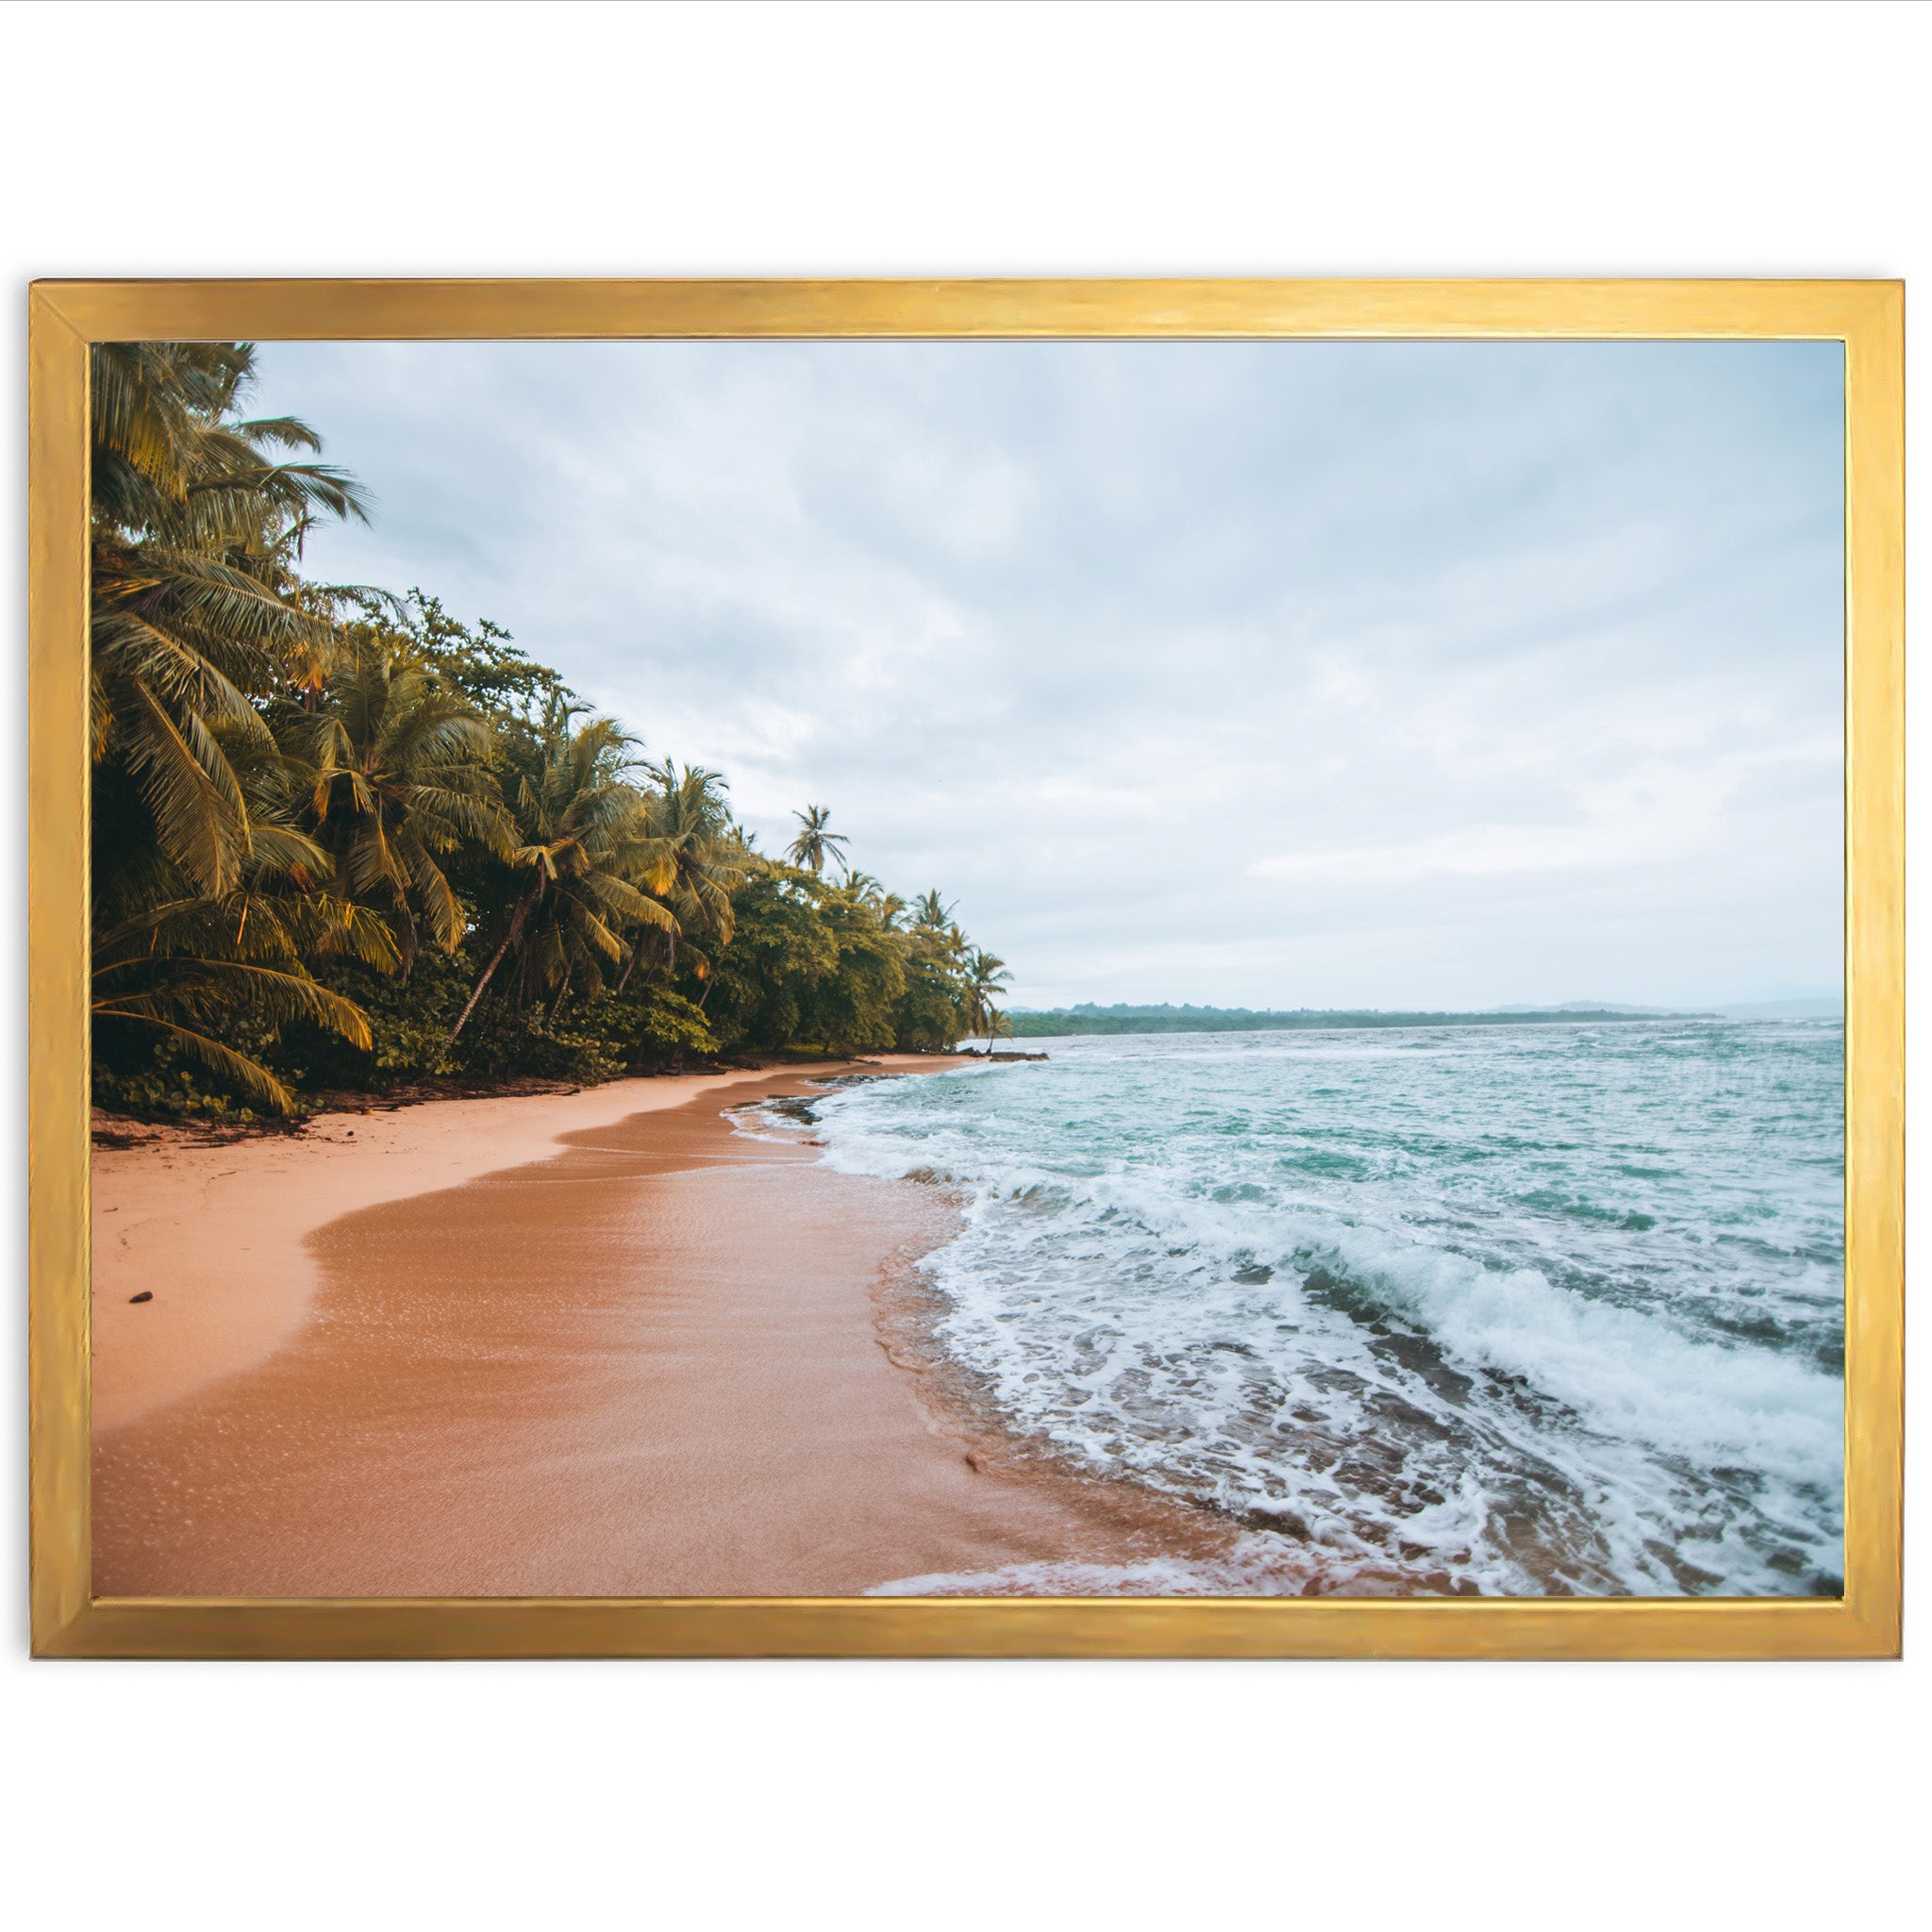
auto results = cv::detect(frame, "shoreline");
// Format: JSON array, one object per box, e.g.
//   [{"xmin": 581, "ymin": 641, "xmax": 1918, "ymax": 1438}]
[
  {"xmin": 92, "ymin": 1060, "xmax": 1227, "ymax": 1597},
  {"xmin": 91, "ymin": 1058, "xmax": 963, "ymax": 1431}
]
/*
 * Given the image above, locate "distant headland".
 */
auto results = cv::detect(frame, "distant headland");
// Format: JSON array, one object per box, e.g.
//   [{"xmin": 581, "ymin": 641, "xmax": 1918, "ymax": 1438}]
[{"xmin": 1005, "ymin": 1002, "xmax": 1723, "ymax": 1038}]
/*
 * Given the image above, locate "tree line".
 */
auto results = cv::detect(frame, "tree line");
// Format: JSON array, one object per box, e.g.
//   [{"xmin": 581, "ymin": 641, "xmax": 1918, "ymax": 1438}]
[
  {"xmin": 90, "ymin": 341, "xmax": 1010, "ymax": 1117},
  {"xmin": 1005, "ymin": 1005, "xmax": 1676, "ymax": 1037}
]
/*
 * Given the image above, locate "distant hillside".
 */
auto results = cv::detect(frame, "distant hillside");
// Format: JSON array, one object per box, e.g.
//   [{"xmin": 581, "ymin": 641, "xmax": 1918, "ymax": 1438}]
[{"xmin": 1006, "ymin": 1002, "xmax": 1710, "ymax": 1038}]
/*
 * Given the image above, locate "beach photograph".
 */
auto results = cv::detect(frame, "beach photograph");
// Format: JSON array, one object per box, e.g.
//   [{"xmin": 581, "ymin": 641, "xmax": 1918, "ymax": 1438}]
[{"xmin": 88, "ymin": 332, "xmax": 1846, "ymax": 1601}]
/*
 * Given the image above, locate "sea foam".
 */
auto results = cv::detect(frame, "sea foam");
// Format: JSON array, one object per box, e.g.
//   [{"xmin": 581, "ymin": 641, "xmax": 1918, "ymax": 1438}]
[{"xmin": 792, "ymin": 1022, "xmax": 1845, "ymax": 1597}]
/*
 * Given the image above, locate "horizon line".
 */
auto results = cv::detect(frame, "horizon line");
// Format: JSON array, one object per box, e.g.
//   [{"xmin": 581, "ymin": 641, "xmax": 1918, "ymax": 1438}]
[{"xmin": 1003, "ymin": 996, "xmax": 1846, "ymax": 1016}]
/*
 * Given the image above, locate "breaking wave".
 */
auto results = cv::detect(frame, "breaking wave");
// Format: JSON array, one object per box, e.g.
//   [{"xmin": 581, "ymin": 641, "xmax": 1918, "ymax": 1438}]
[{"xmin": 792, "ymin": 1022, "xmax": 1844, "ymax": 1597}]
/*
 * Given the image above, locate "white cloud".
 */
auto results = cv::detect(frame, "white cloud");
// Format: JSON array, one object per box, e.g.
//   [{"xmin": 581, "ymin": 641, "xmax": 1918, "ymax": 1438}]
[{"xmin": 247, "ymin": 338, "xmax": 1844, "ymax": 1009}]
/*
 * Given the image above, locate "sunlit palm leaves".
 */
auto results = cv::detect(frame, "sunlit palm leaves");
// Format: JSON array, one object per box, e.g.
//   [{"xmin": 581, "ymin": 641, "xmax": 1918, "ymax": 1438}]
[
  {"xmin": 449, "ymin": 706, "xmax": 678, "ymax": 1038},
  {"xmin": 88, "ymin": 341, "xmax": 404, "ymax": 1105},
  {"xmin": 88, "ymin": 341, "xmax": 1013, "ymax": 1105},
  {"xmin": 92, "ymin": 873, "xmax": 399, "ymax": 1114},
  {"xmin": 637, "ymin": 760, "xmax": 744, "ymax": 973},
  {"xmin": 278, "ymin": 647, "xmax": 513, "ymax": 973},
  {"xmin": 92, "ymin": 341, "xmax": 371, "ymax": 898},
  {"xmin": 92, "ymin": 341, "xmax": 366, "ymax": 543}
]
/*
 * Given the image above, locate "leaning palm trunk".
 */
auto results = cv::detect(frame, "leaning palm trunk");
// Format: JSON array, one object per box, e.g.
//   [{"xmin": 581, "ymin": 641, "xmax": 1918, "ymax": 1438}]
[
  {"xmin": 448, "ymin": 875, "xmax": 542, "ymax": 1041},
  {"xmin": 449, "ymin": 706, "xmax": 683, "ymax": 1041},
  {"xmin": 613, "ymin": 941, "xmax": 641, "ymax": 997}
]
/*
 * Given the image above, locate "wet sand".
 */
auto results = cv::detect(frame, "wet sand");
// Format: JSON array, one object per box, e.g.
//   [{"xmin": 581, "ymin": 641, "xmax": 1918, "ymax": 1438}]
[
  {"xmin": 92, "ymin": 1065, "xmax": 1223, "ymax": 1597},
  {"xmin": 90, "ymin": 1065, "xmax": 841, "ymax": 1431}
]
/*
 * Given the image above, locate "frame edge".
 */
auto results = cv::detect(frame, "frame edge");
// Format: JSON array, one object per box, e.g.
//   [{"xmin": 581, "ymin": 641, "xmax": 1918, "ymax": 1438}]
[
  {"xmin": 26, "ymin": 277, "xmax": 1905, "ymax": 1659},
  {"xmin": 27, "ymin": 286, "xmax": 93, "ymax": 1656}
]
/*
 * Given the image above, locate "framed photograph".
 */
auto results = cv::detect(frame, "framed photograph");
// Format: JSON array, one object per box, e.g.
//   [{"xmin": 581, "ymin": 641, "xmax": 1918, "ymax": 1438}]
[{"xmin": 28, "ymin": 279, "xmax": 1901, "ymax": 1658}]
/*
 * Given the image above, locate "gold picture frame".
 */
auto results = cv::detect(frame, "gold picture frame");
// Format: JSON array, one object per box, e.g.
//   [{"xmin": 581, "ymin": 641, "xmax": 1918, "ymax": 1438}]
[{"xmin": 29, "ymin": 277, "xmax": 1904, "ymax": 1659}]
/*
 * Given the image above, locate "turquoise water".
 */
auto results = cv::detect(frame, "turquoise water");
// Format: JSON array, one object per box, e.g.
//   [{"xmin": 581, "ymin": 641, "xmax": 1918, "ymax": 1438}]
[{"xmin": 800, "ymin": 1022, "xmax": 1844, "ymax": 1597}]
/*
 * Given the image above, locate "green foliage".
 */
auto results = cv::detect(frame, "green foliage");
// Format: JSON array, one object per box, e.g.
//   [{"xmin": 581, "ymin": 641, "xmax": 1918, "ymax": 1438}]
[
  {"xmin": 88, "ymin": 341, "xmax": 1003, "ymax": 1119},
  {"xmin": 293, "ymin": 950, "xmax": 474, "ymax": 1082},
  {"xmin": 594, "ymin": 984, "xmax": 719, "ymax": 1062},
  {"xmin": 92, "ymin": 1032, "xmax": 275, "ymax": 1121},
  {"xmin": 807, "ymin": 887, "xmax": 908, "ymax": 1053},
  {"xmin": 453, "ymin": 1001, "xmax": 625, "ymax": 1085},
  {"xmin": 895, "ymin": 938, "xmax": 977, "ymax": 1051},
  {"xmin": 343, "ymin": 591, "xmax": 580, "ymax": 729},
  {"xmin": 702, "ymin": 860, "xmax": 982, "ymax": 1057},
  {"xmin": 702, "ymin": 863, "xmax": 842, "ymax": 1051}
]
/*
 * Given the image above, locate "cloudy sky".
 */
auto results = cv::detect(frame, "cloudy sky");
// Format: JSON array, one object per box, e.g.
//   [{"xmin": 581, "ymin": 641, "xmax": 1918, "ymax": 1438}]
[{"xmin": 249, "ymin": 337, "xmax": 1843, "ymax": 1011}]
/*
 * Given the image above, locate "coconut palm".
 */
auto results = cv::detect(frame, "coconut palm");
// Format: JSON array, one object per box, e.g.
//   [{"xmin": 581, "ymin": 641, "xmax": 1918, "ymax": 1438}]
[
  {"xmin": 786, "ymin": 804, "xmax": 849, "ymax": 875},
  {"xmin": 92, "ymin": 862, "xmax": 399, "ymax": 1114},
  {"xmin": 447, "ymin": 706, "xmax": 677, "ymax": 1038},
  {"xmin": 91, "ymin": 341, "xmax": 371, "ymax": 900},
  {"xmin": 636, "ymin": 760, "xmax": 744, "ymax": 969},
  {"xmin": 965, "ymin": 947, "xmax": 1012, "ymax": 1042},
  {"xmin": 83, "ymin": 344, "xmax": 1036, "ymax": 1109},
  {"xmin": 92, "ymin": 341, "xmax": 366, "ymax": 555},
  {"xmin": 277, "ymin": 647, "xmax": 513, "ymax": 974}
]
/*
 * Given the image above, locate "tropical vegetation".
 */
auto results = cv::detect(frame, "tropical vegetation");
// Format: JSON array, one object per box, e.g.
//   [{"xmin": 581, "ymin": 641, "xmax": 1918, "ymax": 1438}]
[{"xmin": 89, "ymin": 342, "xmax": 1008, "ymax": 1118}]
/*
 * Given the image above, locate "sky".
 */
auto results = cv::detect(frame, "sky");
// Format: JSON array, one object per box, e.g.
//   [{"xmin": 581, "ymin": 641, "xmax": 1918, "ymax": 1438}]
[{"xmin": 247, "ymin": 337, "xmax": 1844, "ymax": 1012}]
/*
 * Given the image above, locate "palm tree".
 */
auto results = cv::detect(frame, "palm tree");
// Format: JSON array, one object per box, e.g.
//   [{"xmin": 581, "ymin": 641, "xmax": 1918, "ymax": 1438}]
[
  {"xmin": 86, "ymin": 342, "xmax": 412, "ymax": 1109},
  {"xmin": 447, "ymin": 705, "xmax": 676, "ymax": 1039},
  {"xmin": 965, "ymin": 947, "xmax": 1012, "ymax": 1045},
  {"xmin": 91, "ymin": 341, "xmax": 370, "ymax": 900},
  {"xmin": 912, "ymin": 889, "xmax": 955, "ymax": 930},
  {"xmin": 278, "ymin": 646, "xmax": 513, "ymax": 975},
  {"xmin": 786, "ymin": 804, "xmax": 848, "ymax": 875},
  {"xmin": 92, "ymin": 342, "xmax": 367, "ymax": 556},
  {"xmin": 92, "ymin": 860, "xmax": 399, "ymax": 1114},
  {"xmin": 637, "ymin": 761, "xmax": 743, "ymax": 962}
]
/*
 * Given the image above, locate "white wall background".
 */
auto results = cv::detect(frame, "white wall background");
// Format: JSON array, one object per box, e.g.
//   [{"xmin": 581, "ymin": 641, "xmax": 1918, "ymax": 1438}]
[{"xmin": 2, "ymin": 4, "xmax": 1922, "ymax": 1926}]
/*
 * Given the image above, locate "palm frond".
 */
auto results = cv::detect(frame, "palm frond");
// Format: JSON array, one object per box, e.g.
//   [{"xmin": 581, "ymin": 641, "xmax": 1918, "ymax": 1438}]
[{"xmin": 92, "ymin": 1012, "xmax": 297, "ymax": 1114}]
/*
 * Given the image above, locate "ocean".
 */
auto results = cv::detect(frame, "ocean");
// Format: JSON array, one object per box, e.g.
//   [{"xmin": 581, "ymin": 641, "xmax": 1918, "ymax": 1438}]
[{"xmin": 789, "ymin": 1020, "xmax": 1844, "ymax": 1597}]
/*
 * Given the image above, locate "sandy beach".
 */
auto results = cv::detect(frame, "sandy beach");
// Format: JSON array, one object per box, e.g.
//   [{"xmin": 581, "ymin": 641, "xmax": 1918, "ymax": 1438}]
[{"xmin": 92, "ymin": 1062, "xmax": 1221, "ymax": 1597}]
